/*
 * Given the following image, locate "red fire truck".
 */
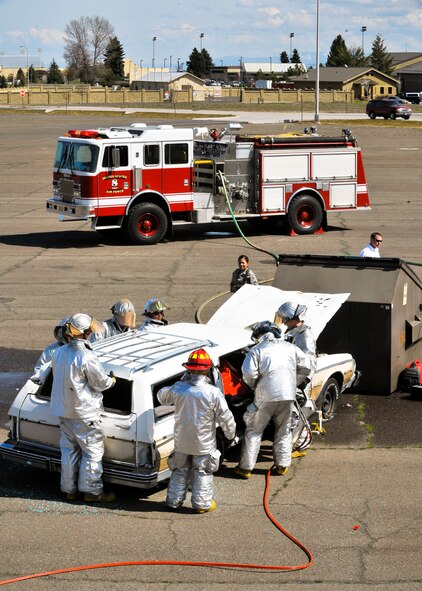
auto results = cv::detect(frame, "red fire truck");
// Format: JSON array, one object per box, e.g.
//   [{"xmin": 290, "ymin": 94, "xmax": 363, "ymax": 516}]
[{"xmin": 46, "ymin": 124, "xmax": 370, "ymax": 245}]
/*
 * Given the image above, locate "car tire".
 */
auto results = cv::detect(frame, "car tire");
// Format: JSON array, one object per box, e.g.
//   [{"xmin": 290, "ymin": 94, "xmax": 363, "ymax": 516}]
[
  {"xmin": 368, "ymin": 111, "xmax": 376, "ymax": 119},
  {"xmin": 316, "ymin": 377, "xmax": 340, "ymax": 421},
  {"xmin": 125, "ymin": 202, "xmax": 168, "ymax": 245},
  {"xmin": 287, "ymin": 194, "xmax": 323, "ymax": 235},
  {"xmin": 404, "ymin": 115, "xmax": 410, "ymax": 120},
  {"xmin": 389, "ymin": 112, "xmax": 396, "ymax": 120}
]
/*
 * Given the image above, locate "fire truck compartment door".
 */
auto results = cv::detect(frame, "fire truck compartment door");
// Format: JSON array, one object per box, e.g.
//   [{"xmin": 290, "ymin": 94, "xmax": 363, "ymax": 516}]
[
  {"xmin": 261, "ymin": 152, "xmax": 309, "ymax": 182},
  {"xmin": 261, "ymin": 186, "xmax": 286, "ymax": 212},
  {"xmin": 312, "ymin": 151, "xmax": 357, "ymax": 179},
  {"xmin": 330, "ymin": 183, "xmax": 357, "ymax": 208}
]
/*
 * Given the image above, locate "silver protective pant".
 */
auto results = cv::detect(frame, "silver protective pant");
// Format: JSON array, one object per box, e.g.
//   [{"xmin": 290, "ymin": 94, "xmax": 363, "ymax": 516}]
[
  {"xmin": 59, "ymin": 417, "xmax": 105, "ymax": 496},
  {"xmin": 166, "ymin": 451, "xmax": 220, "ymax": 510},
  {"xmin": 239, "ymin": 400, "xmax": 294, "ymax": 471}
]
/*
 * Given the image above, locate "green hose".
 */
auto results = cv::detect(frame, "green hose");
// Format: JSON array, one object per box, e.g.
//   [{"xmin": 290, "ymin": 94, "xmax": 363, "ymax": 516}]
[{"xmin": 217, "ymin": 170, "xmax": 280, "ymax": 266}]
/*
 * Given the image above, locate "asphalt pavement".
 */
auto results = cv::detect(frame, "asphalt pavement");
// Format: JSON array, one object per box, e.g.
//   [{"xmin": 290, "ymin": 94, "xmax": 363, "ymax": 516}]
[{"xmin": 0, "ymin": 110, "xmax": 421, "ymax": 590}]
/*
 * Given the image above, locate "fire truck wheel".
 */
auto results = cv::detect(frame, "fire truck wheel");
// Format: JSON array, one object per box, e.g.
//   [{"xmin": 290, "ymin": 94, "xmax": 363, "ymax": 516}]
[
  {"xmin": 288, "ymin": 194, "xmax": 323, "ymax": 235},
  {"xmin": 316, "ymin": 377, "xmax": 340, "ymax": 421},
  {"xmin": 125, "ymin": 203, "xmax": 168, "ymax": 245}
]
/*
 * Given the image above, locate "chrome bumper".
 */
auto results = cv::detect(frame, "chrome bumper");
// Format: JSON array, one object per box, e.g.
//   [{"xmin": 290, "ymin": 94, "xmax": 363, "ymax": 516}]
[
  {"xmin": 46, "ymin": 198, "xmax": 93, "ymax": 218},
  {"xmin": 0, "ymin": 441, "xmax": 167, "ymax": 490}
]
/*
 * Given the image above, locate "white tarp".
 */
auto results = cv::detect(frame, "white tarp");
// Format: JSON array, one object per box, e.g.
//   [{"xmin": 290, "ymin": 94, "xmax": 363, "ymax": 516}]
[{"xmin": 207, "ymin": 284, "xmax": 350, "ymax": 340}]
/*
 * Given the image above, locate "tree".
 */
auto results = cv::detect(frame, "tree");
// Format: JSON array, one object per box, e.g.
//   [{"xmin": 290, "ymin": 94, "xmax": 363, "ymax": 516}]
[
  {"xmin": 290, "ymin": 48, "xmax": 301, "ymax": 64},
  {"xmin": 287, "ymin": 64, "xmax": 306, "ymax": 77},
  {"xmin": 16, "ymin": 68, "xmax": 26, "ymax": 86},
  {"xmin": 0, "ymin": 75, "xmax": 7, "ymax": 88},
  {"xmin": 326, "ymin": 35, "xmax": 351, "ymax": 66},
  {"xmin": 103, "ymin": 35, "xmax": 125, "ymax": 83},
  {"xmin": 280, "ymin": 51, "xmax": 289, "ymax": 63},
  {"xmin": 348, "ymin": 46, "xmax": 368, "ymax": 67},
  {"xmin": 29, "ymin": 65, "xmax": 39, "ymax": 84},
  {"xmin": 63, "ymin": 15, "xmax": 114, "ymax": 83},
  {"xmin": 186, "ymin": 47, "xmax": 213, "ymax": 78},
  {"xmin": 47, "ymin": 59, "xmax": 65, "ymax": 84},
  {"xmin": 370, "ymin": 34, "xmax": 393, "ymax": 76}
]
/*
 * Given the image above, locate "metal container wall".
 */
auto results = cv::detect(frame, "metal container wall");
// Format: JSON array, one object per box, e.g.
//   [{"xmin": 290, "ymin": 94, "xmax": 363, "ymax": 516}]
[{"xmin": 273, "ymin": 255, "xmax": 422, "ymax": 393}]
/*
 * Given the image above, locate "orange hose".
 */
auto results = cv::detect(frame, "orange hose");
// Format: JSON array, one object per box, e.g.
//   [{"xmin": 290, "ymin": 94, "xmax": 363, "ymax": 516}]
[{"xmin": 0, "ymin": 467, "xmax": 313, "ymax": 586}]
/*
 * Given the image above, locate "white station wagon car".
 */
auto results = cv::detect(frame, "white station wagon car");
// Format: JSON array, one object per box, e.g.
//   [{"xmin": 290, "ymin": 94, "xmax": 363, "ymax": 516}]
[{"xmin": 0, "ymin": 286, "xmax": 360, "ymax": 489}]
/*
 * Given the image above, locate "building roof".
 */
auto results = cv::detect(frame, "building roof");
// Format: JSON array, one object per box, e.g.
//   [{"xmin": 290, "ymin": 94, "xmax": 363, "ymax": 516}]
[
  {"xmin": 133, "ymin": 71, "xmax": 206, "ymax": 85},
  {"xmin": 242, "ymin": 62, "xmax": 306, "ymax": 74},
  {"xmin": 290, "ymin": 67, "xmax": 397, "ymax": 84},
  {"xmin": 389, "ymin": 52, "xmax": 422, "ymax": 66}
]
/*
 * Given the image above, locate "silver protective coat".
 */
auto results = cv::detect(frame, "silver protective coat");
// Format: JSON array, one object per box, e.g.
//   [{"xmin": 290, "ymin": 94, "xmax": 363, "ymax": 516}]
[
  {"xmin": 239, "ymin": 333, "xmax": 311, "ymax": 471},
  {"xmin": 157, "ymin": 373, "xmax": 236, "ymax": 510},
  {"xmin": 90, "ymin": 317, "xmax": 127, "ymax": 342},
  {"xmin": 138, "ymin": 317, "xmax": 166, "ymax": 332},
  {"xmin": 285, "ymin": 323, "xmax": 317, "ymax": 380},
  {"xmin": 50, "ymin": 339, "xmax": 114, "ymax": 495}
]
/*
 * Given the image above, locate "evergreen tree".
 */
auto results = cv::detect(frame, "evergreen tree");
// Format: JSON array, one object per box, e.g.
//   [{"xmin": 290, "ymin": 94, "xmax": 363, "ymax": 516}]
[
  {"xmin": 290, "ymin": 48, "xmax": 301, "ymax": 64},
  {"xmin": 280, "ymin": 51, "xmax": 289, "ymax": 63},
  {"xmin": 28, "ymin": 65, "xmax": 39, "ymax": 84},
  {"xmin": 16, "ymin": 68, "xmax": 26, "ymax": 86},
  {"xmin": 370, "ymin": 34, "xmax": 393, "ymax": 76},
  {"xmin": 186, "ymin": 47, "xmax": 213, "ymax": 78},
  {"xmin": 326, "ymin": 35, "xmax": 351, "ymax": 66},
  {"xmin": 47, "ymin": 59, "xmax": 65, "ymax": 84},
  {"xmin": 287, "ymin": 64, "xmax": 306, "ymax": 77},
  {"xmin": 0, "ymin": 75, "xmax": 7, "ymax": 88},
  {"xmin": 348, "ymin": 46, "xmax": 368, "ymax": 67},
  {"xmin": 103, "ymin": 35, "xmax": 125, "ymax": 81}
]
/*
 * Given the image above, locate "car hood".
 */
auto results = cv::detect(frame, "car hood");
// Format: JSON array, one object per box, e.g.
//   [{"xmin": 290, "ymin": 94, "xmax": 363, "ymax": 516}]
[{"xmin": 207, "ymin": 284, "xmax": 350, "ymax": 340}]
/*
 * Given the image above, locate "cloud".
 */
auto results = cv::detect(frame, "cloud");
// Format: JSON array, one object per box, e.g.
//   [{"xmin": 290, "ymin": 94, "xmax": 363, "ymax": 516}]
[
  {"xmin": 29, "ymin": 27, "xmax": 65, "ymax": 46},
  {"xmin": 257, "ymin": 6, "xmax": 285, "ymax": 26}
]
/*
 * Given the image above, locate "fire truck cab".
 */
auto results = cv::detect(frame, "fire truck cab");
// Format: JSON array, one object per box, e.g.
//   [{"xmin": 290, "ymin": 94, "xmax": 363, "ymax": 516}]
[{"xmin": 46, "ymin": 124, "xmax": 370, "ymax": 245}]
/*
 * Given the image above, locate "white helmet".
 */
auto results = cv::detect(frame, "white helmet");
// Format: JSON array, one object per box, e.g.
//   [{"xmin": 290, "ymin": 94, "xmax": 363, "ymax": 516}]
[
  {"xmin": 66, "ymin": 313, "xmax": 93, "ymax": 338},
  {"xmin": 275, "ymin": 302, "xmax": 307, "ymax": 325},
  {"xmin": 111, "ymin": 298, "xmax": 136, "ymax": 328},
  {"xmin": 143, "ymin": 298, "xmax": 169, "ymax": 316}
]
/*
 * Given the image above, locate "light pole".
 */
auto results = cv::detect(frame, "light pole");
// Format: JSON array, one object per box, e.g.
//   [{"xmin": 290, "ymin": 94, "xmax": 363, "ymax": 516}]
[
  {"xmin": 20, "ymin": 45, "xmax": 29, "ymax": 87},
  {"xmin": 314, "ymin": 0, "xmax": 320, "ymax": 123},
  {"xmin": 152, "ymin": 36, "xmax": 157, "ymax": 79},
  {"xmin": 177, "ymin": 57, "xmax": 181, "ymax": 72},
  {"xmin": 289, "ymin": 32, "xmax": 294, "ymax": 60},
  {"xmin": 361, "ymin": 26, "xmax": 367, "ymax": 56},
  {"xmin": 200, "ymin": 32, "xmax": 204, "ymax": 51}
]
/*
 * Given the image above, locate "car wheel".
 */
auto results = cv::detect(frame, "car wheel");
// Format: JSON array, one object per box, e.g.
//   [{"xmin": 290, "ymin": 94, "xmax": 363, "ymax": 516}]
[
  {"xmin": 316, "ymin": 377, "xmax": 340, "ymax": 421},
  {"xmin": 368, "ymin": 111, "xmax": 376, "ymax": 119},
  {"xmin": 125, "ymin": 202, "xmax": 168, "ymax": 245},
  {"xmin": 404, "ymin": 115, "xmax": 410, "ymax": 120},
  {"xmin": 287, "ymin": 194, "xmax": 323, "ymax": 235},
  {"xmin": 389, "ymin": 112, "xmax": 396, "ymax": 120}
]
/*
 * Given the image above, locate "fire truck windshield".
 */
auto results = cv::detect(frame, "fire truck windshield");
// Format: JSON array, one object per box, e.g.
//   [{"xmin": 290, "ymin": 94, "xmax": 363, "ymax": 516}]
[{"xmin": 54, "ymin": 141, "xmax": 99, "ymax": 173}]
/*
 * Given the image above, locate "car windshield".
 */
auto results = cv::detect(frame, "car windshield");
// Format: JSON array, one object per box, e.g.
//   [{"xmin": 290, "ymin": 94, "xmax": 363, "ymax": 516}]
[{"xmin": 54, "ymin": 140, "xmax": 99, "ymax": 173}]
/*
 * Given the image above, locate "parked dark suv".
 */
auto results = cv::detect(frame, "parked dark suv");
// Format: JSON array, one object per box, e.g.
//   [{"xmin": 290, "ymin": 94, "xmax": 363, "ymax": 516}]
[{"xmin": 366, "ymin": 98, "xmax": 412, "ymax": 120}]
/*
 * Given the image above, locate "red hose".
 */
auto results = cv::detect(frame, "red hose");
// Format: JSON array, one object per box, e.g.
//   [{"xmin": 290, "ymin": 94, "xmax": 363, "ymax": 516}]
[{"xmin": 0, "ymin": 468, "xmax": 313, "ymax": 586}]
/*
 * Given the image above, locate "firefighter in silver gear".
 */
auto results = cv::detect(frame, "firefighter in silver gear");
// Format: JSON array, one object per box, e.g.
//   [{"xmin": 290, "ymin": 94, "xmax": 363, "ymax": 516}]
[
  {"xmin": 234, "ymin": 321, "xmax": 311, "ymax": 479},
  {"xmin": 157, "ymin": 348, "xmax": 236, "ymax": 513},
  {"xmin": 51, "ymin": 313, "xmax": 116, "ymax": 502},
  {"xmin": 275, "ymin": 301, "xmax": 317, "ymax": 384},
  {"xmin": 138, "ymin": 298, "xmax": 169, "ymax": 332},
  {"xmin": 32, "ymin": 317, "xmax": 70, "ymax": 381},
  {"xmin": 91, "ymin": 298, "xmax": 136, "ymax": 341}
]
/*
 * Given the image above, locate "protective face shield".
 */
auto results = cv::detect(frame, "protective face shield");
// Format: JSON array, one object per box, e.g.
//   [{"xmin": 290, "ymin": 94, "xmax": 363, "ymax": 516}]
[
  {"xmin": 53, "ymin": 317, "xmax": 70, "ymax": 345},
  {"xmin": 143, "ymin": 298, "xmax": 169, "ymax": 316},
  {"xmin": 183, "ymin": 348, "xmax": 213, "ymax": 371},
  {"xmin": 111, "ymin": 298, "xmax": 136, "ymax": 329},
  {"xmin": 274, "ymin": 302, "xmax": 307, "ymax": 326},
  {"xmin": 66, "ymin": 313, "xmax": 94, "ymax": 339},
  {"xmin": 251, "ymin": 321, "xmax": 282, "ymax": 342}
]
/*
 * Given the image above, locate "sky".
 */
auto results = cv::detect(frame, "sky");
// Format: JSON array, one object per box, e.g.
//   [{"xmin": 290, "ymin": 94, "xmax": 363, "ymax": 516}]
[{"xmin": 0, "ymin": 0, "xmax": 421, "ymax": 71}]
